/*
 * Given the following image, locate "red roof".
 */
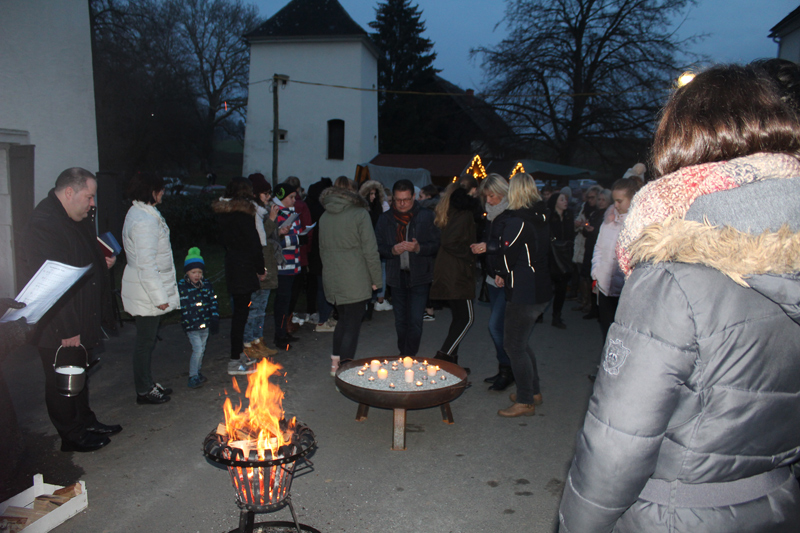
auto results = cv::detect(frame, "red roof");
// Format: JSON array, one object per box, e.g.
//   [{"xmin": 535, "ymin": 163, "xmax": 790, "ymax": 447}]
[{"xmin": 369, "ymin": 154, "xmax": 474, "ymax": 178}]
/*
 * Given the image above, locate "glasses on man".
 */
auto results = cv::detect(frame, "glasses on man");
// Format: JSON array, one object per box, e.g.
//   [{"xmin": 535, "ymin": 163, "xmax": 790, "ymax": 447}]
[{"xmin": 394, "ymin": 197, "xmax": 414, "ymax": 204}]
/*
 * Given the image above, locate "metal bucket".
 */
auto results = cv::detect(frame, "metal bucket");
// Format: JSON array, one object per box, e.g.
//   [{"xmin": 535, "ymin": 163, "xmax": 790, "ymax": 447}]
[{"xmin": 54, "ymin": 345, "xmax": 88, "ymax": 397}]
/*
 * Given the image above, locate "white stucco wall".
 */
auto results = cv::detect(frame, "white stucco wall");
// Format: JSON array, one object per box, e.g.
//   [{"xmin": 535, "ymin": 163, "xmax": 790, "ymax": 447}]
[
  {"xmin": 778, "ymin": 31, "xmax": 800, "ymax": 63},
  {"xmin": 243, "ymin": 38, "xmax": 379, "ymax": 189},
  {"xmin": 0, "ymin": 0, "xmax": 99, "ymax": 203}
]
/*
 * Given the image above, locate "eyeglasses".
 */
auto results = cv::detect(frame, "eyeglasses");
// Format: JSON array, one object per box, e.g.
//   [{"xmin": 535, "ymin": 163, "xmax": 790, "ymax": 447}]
[{"xmin": 394, "ymin": 197, "xmax": 414, "ymax": 204}]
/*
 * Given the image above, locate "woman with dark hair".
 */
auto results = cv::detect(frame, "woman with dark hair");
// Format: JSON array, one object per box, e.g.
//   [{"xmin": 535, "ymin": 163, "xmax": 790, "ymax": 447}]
[
  {"xmin": 359, "ymin": 180, "xmax": 392, "ymax": 312},
  {"xmin": 559, "ymin": 64, "xmax": 800, "ymax": 532},
  {"xmin": 547, "ymin": 191, "xmax": 574, "ymax": 329},
  {"xmin": 493, "ymin": 173, "xmax": 552, "ymax": 417},
  {"xmin": 430, "ymin": 181, "xmax": 481, "ymax": 370},
  {"xmin": 121, "ymin": 172, "xmax": 179, "ymax": 404},
  {"xmin": 211, "ymin": 178, "xmax": 266, "ymax": 374},
  {"xmin": 580, "ymin": 188, "xmax": 610, "ymax": 319}
]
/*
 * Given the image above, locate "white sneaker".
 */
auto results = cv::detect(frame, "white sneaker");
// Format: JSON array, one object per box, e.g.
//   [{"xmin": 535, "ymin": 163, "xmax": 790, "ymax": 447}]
[
  {"xmin": 292, "ymin": 313, "xmax": 308, "ymax": 325},
  {"xmin": 239, "ymin": 353, "xmax": 257, "ymax": 366},
  {"xmin": 228, "ymin": 360, "xmax": 256, "ymax": 375},
  {"xmin": 308, "ymin": 313, "xmax": 319, "ymax": 324},
  {"xmin": 374, "ymin": 300, "xmax": 393, "ymax": 311},
  {"xmin": 315, "ymin": 320, "xmax": 335, "ymax": 333}
]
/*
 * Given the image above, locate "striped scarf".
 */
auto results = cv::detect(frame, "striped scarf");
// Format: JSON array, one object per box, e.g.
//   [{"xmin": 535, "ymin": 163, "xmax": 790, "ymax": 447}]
[{"xmin": 392, "ymin": 208, "xmax": 413, "ymax": 243}]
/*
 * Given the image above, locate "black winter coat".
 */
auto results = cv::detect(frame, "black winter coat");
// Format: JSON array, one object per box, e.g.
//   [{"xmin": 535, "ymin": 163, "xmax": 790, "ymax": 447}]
[
  {"xmin": 493, "ymin": 202, "xmax": 552, "ymax": 305},
  {"xmin": 375, "ymin": 202, "xmax": 440, "ymax": 288},
  {"xmin": 212, "ymin": 198, "xmax": 265, "ymax": 295},
  {"xmin": 430, "ymin": 188, "xmax": 479, "ymax": 300},
  {"xmin": 22, "ymin": 190, "xmax": 111, "ymax": 350}
]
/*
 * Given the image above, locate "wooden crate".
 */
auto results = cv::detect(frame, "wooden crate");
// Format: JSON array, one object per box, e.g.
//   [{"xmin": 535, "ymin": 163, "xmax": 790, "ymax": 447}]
[{"xmin": 0, "ymin": 475, "xmax": 87, "ymax": 532}]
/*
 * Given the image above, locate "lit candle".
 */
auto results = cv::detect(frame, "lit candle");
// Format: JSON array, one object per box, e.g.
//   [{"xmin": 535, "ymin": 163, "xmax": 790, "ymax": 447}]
[
  {"xmin": 403, "ymin": 357, "xmax": 413, "ymax": 368},
  {"xmin": 370, "ymin": 360, "xmax": 381, "ymax": 373},
  {"xmin": 440, "ymin": 374, "xmax": 447, "ymax": 380},
  {"xmin": 378, "ymin": 368, "xmax": 388, "ymax": 380},
  {"xmin": 415, "ymin": 381, "xmax": 423, "ymax": 387},
  {"xmin": 430, "ymin": 380, "xmax": 436, "ymax": 384},
  {"xmin": 383, "ymin": 360, "xmax": 389, "ymax": 365},
  {"xmin": 368, "ymin": 376, "xmax": 375, "ymax": 382},
  {"xmin": 423, "ymin": 360, "xmax": 429, "ymax": 366},
  {"xmin": 427, "ymin": 365, "xmax": 437, "ymax": 377},
  {"xmin": 389, "ymin": 383, "xmax": 395, "ymax": 388},
  {"xmin": 412, "ymin": 359, "xmax": 418, "ymax": 364},
  {"xmin": 404, "ymin": 369, "xmax": 414, "ymax": 383},
  {"xmin": 419, "ymin": 366, "xmax": 425, "ymax": 371},
  {"xmin": 357, "ymin": 370, "xmax": 364, "ymax": 376}
]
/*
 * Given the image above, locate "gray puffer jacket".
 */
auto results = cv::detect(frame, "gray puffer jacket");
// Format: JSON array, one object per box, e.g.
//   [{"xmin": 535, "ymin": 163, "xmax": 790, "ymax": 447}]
[{"xmin": 559, "ymin": 177, "xmax": 800, "ymax": 532}]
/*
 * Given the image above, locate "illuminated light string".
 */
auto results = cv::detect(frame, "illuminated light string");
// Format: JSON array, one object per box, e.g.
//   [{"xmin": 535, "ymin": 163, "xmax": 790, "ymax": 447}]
[
  {"xmin": 252, "ymin": 77, "xmax": 683, "ymax": 99},
  {"xmin": 509, "ymin": 162, "xmax": 526, "ymax": 178}
]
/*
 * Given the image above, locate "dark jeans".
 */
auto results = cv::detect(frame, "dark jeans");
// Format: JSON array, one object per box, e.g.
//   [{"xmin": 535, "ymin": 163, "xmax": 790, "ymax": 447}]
[
  {"xmin": 289, "ymin": 270, "xmax": 307, "ymax": 316},
  {"xmin": 504, "ymin": 301, "xmax": 546, "ymax": 405},
  {"xmin": 390, "ymin": 273, "xmax": 430, "ymax": 356},
  {"xmin": 40, "ymin": 346, "xmax": 98, "ymax": 441},
  {"xmin": 552, "ymin": 274, "xmax": 569, "ymax": 320},
  {"xmin": 332, "ymin": 300, "xmax": 369, "ymax": 359},
  {"xmin": 230, "ymin": 293, "xmax": 251, "ymax": 359},
  {"xmin": 487, "ymin": 284, "xmax": 510, "ymax": 366},
  {"xmin": 274, "ymin": 274, "xmax": 295, "ymax": 341},
  {"xmin": 133, "ymin": 315, "xmax": 161, "ymax": 394},
  {"xmin": 440, "ymin": 299, "xmax": 474, "ymax": 356},
  {"xmin": 598, "ymin": 292, "xmax": 620, "ymax": 343}
]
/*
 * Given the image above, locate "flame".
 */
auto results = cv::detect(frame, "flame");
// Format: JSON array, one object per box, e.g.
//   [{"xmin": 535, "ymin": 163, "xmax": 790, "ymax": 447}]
[{"xmin": 222, "ymin": 359, "xmax": 295, "ymax": 460}]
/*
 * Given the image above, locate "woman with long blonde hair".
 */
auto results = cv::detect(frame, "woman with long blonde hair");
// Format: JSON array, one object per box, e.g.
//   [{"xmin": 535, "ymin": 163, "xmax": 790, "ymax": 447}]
[{"xmin": 493, "ymin": 173, "xmax": 552, "ymax": 417}]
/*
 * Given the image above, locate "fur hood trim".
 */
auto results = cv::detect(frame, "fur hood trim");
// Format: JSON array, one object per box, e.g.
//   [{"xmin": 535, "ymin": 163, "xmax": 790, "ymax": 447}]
[
  {"xmin": 321, "ymin": 186, "xmax": 368, "ymax": 209},
  {"xmin": 211, "ymin": 197, "xmax": 256, "ymax": 215},
  {"xmin": 358, "ymin": 180, "xmax": 385, "ymax": 204},
  {"xmin": 629, "ymin": 216, "xmax": 800, "ymax": 286}
]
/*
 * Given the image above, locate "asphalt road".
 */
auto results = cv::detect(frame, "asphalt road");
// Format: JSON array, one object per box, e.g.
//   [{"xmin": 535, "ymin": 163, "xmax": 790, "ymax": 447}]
[{"xmin": 2, "ymin": 296, "xmax": 604, "ymax": 533}]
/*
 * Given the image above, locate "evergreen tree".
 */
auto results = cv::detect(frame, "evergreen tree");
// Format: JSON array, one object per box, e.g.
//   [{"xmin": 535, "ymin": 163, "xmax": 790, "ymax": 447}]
[{"xmin": 369, "ymin": 0, "xmax": 440, "ymax": 153}]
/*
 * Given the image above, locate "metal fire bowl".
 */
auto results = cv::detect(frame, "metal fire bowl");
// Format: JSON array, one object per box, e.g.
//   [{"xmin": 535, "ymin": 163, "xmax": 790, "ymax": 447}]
[{"xmin": 335, "ymin": 356, "xmax": 468, "ymax": 410}]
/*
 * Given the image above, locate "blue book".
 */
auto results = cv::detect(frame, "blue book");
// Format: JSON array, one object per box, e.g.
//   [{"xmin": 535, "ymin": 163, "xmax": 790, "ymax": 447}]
[{"xmin": 97, "ymin": 231, "xmax": 122, "ymax": 257}]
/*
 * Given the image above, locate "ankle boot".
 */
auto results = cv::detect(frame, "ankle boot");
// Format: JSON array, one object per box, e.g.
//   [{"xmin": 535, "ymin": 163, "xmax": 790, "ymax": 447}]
[
  {"xmin": 484, "ymin": 366, "xmax": 501, "ymax": 383},
  {"xmin": 488, "ymin": 365, "xmax": 514, "ymax": 391}
]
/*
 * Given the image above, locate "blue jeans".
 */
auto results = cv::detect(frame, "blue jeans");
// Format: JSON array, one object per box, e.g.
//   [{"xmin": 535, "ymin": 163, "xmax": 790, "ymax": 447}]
[
  {"xmin": 504, "ymin": 301, "xmax": 547, "ymax": 404},
  {"xmin": 187, "ymin": 329, "xmax": 209, "ymax": 378},
  {"xmin": 487, "ymin": 284, "xmax": 510, "ymax": 366},
  {"xmin": 316, "ymin": 275, "xmax": 334, "ymax": 323},
  {"xmin": 244, "ymin": 289, "xmax": 271, "ymax": 343},
  {"xmin": 391, "ymin": 273, "xmax": 430, "ymax": 356}
]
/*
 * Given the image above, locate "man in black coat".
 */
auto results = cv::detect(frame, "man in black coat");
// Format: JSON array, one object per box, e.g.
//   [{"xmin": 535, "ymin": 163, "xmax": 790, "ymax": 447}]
[
  {"xmin": 22, "ymin": 167, "xmax": 121, "ymax": 452},
  {"xmin": 375, "ymin": 179, "xmax": 440, "ymax": 356}
]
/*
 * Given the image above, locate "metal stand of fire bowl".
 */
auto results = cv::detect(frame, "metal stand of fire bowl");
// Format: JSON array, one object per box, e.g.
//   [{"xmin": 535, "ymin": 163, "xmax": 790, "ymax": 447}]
[{"xmin": 334, "ymin": 356, "xmax": 468, "ymax": 450}]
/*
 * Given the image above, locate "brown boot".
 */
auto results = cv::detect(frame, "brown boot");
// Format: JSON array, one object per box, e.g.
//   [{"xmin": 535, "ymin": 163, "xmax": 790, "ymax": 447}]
[
  {"xmin": 254, "ymin": 339, "xmax": 278, "ymax": 357},
  {"xmin": 498, "ymin": 403, "xmax": 536, "ymax": 417},
  {"xmin": 509, "ymin": 392, "xmax": 543, "ymax": 406}
]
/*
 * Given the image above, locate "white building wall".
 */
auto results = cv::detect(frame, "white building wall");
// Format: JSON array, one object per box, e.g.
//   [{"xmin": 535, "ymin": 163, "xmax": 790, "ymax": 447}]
[
  {"xmin": 0, "ymin": 0, "xmax": 99, "ymax": 202},
  {"xmin": 0, "ymin": 0, "xmax": 98, "ymax": 297},
  {"xmin": 243, "ymin": 39, "xmax": 379, "ymax": 189},
  {"xmin": 778, "ymin": 31, "xmax": 800, "ymax": 63}
]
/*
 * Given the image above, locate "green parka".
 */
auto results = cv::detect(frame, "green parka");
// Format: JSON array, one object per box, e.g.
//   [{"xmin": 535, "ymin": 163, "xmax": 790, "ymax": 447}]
[{"xmin": 319, "ymin": 187, "xmax": 382, "ymax": 305}]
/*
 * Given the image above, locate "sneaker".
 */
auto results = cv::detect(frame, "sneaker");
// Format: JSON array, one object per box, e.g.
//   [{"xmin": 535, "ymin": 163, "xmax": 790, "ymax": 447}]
[
  {"xmin": 308, "ymin": 313, "xmax": 319, "ymax": 325},
  {"xmin": 137, "ymin": 386, "xmax": 171, "ymax": 404},
  {"xmin": 423, "ymin": 312, "xmax": 436, "ymax": 322},
  {"xmin": 239, "ymin": 353, "xmax": 257, "ymax": 366},
  {"xmin": 228, "ymin": 359, "xmax": 256, "ymax": 375},
  {"xmin": 374, "ymin": 300, "xmax": 393, "ymax": 311},
  {"xmin": 188, "ymin": 375, "xmax": 204, "ymax": 389},
  {"xmin": 197, "ymin": 372, "xmax": 208, "ymax": 383},
  {"xmin": 315, "ymin": 320, "xmax": 336, "ymax": 333},
  {"xmin": 154, "ymin": 383, "xmax": 173, "ymax": 396},
  {"xmin": 291, "ymin": 313, "xmax": 308, "ymax": 325}
]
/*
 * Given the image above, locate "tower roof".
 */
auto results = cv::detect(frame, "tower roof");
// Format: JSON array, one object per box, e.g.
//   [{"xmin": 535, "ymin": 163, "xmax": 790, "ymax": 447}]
[{"xmin": 246, "ymin": 0, "xmax": 367, "ymax": 40}]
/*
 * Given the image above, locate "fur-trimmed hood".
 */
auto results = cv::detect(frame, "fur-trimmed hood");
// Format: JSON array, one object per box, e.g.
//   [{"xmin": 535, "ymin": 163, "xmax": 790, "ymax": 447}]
[
  {"xmin": 320, "ymin": 186, "xmax": 368, "ymax": 214},
  {"xmin": 211, "ymin": 197, "xmax": 256, "ymax": 215},
  {"xmin": 358, "ymin": 180, "xmax": 385, "ymax": 204},
  {"xmin": 629, "ymin": 176, "xmax": 800, "ymax": 324}
]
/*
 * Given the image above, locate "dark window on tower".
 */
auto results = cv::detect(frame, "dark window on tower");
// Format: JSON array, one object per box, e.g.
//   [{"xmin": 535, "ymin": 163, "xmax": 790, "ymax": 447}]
[{"xmin": 327, "ymin": 119, "xmax": 345, "ymax": 160}]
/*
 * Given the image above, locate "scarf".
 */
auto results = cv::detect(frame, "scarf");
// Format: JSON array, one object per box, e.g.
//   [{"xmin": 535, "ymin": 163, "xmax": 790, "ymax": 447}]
[
  {"xmin": 486, "ymin": 197, "xmax": 509, "ymax": 221},
  {"xmin": 392, "ymin": 208, "xmax": 414, "ymax": 243},
  {"xmin": 617, "ymin": 152, "xmax": 800, "ymax": 275}
]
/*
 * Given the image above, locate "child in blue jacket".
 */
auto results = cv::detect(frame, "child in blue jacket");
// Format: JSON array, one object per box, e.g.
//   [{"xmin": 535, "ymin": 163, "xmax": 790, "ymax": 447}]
[{"xmin": 178, "ymin": 247, "xmax": 218, "ymax": 388}]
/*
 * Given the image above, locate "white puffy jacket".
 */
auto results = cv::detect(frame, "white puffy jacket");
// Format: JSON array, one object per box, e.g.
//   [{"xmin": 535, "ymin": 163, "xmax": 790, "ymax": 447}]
[{"xmin": 121, "ymin": 201, "xmax": 179, "ymax": 316}]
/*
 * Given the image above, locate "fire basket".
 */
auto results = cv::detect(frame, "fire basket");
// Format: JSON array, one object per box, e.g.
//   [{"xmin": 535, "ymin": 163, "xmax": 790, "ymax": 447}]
[{"xmin": 203, "ymin": 422, "xmax": 317, "ymax": 533}]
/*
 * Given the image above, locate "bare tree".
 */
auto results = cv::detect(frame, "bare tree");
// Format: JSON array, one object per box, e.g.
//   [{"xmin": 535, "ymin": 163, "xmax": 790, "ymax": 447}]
[{"xmin": 473, "ymin": 0, "xmax": 701, "ymax": 165}]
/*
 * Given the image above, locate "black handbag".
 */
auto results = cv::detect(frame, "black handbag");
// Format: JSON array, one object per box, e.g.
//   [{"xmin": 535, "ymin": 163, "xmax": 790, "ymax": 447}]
[{"xmin": 550, "ymin": 239, "xmax": 574, "ymax": 275}]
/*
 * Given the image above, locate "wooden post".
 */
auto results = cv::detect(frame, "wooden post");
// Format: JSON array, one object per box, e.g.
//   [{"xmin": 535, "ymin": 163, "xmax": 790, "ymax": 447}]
[{"xmin": 272, "ymin": 74, "xmax": 289, "ymax": 189}]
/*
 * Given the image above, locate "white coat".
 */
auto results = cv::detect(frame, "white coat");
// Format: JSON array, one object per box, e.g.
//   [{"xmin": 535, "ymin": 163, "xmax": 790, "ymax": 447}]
[{"xmin": 121, "ymin": 201, "xmax": 179, "ymax": 316}]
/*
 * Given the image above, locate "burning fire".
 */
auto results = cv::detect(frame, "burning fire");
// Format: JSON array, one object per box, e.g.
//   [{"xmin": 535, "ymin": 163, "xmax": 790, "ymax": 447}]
[{"xmin": 222, "ymin": 359, "xmax": 296, "ymax": 460}]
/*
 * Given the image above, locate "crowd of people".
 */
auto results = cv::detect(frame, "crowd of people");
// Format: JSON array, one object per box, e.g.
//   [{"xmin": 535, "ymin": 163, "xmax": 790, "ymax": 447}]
[{"xmin": 3, "ymin": 61, "xmax": 799, "ymax": 532}]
